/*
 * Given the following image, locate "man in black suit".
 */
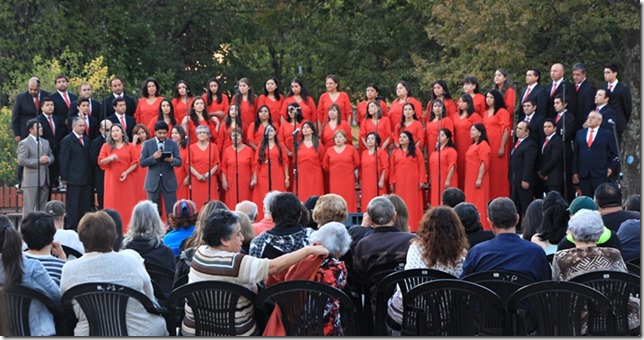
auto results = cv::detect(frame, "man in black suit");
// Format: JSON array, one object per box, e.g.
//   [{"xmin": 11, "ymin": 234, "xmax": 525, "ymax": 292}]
[
  {"xmin": 572, "ymin": 111, "xmax": 619, "ymax": 197},
  {"xmin": 49, "ymin": 75, "xmax": 77, "ymax": 123},
  {"xmin": 59, "ymin": 116, "xmax": 92, "ymax": 230},
  {"xmin": 517, "ymin": 99, "xmax": 545, "ymax": 147},
  {"xmin": 107, "ymin": 97, "xmax": 136, "ymax": 140},
  {"xmin": 101, "ymin": 77, "xmax": 137, "ymax": 120},
  {"xmin": 90, "ymin": 120, "xmax": 112, "ymax": 210},
  {"xmin": 510, "ymin": 121, "xmax": 537, "ymax": 219},
  {"xmin": 552, "ymin": 95, "xmax": 575, "ymax": 143},
  {"xmin": 38, "ymin": 97, "xmax": 67, "ymax": 192},
  {"xmin": 572, "ymin": 62, "xmax": 596, "ymax": 131},
  {"xmin": 591, "ymin": 89, "xmax": 617, "ymax": 131},
  {"xmin": 68, "ymin": 97, "xmax": 99, "ymax": 140},
  {"xmin": 603, "ymin": 63, "xmax": 632, "ymax": 142},
  {"xmin": 516, "ymin": 68, "xmax": 548, "ymax": 119},
  {"xmin": 545, "ymin": 63, "xmax": 576, "ymax": 119},
  {"xmin": 68, "ymin": 82, "xmax": 101, "ymax": 120},
  {"xmin": 12, "ymin": 77, "xmax": 49, "ymax": 141},
  {"xmin": 537, "ymin": 119, "xmax": 565, "ymax": 197}
]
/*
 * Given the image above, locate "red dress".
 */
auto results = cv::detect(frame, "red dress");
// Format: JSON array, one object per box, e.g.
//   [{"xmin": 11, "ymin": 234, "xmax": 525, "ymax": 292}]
[
  {"xmin": 453, "ymin": 113, "xmax": 483, "ymax": 189},
  {"xmin": 175, "ymin": 147, "xmax": 189, "ymax": 201},
  {"xmin": 471, "ymin": 93, "xmax": 486, "ymax": 117},
  {"xmin": 360, "ymin": 148, "xmax": 389, "ymax": 211},
  {"xmin": 146, "ymin": 118, "xmax": 173, "ymax": 138},
  {"xmin": 323, "ymin": 146, "xmax": 360, "ymax": 212},
  {"xmin": 359, "ymin": 117, "xmax": 392, "ymax": 154},
  {"xmin": 188, "ymin": 142, "xmax": 220, "ymax": 210},
  {"xmin": 356, "ymin": 100, "xmax": 388, "ymax": 125},
  {"xmin": 253, "ymin": 143, "xmax": 288, "ymax": 217},
  {"xmin": 220, "ymin": 145, "xmax": 254, "ymax": 209},
  {"xmin": 389, "ymin": 97, "xmax": 423, "ymax": 127},
  {"xmin": 132, "ymin": 143, "xmax": 148, "ymax": 204},
  {"xmin": 464, "ymin": 141, "xmax": 491, "ymax": 230},
  {"xmin": 394, "ymin": 120, "xmax": 424, "ymax": 149},
  {"xmin": 295, "ymin": 142, "xmax": 325, "ymax": 202},
  {"xmin": 425, "ymin": 117, "xmax": 454, "ymax": 158},
  {"xmin": 317, "ymin": 92, "xmax": 353, "ymax": 123},
  {"xmin": 171, "ymin": 97, "xmax": 195, "ymax": 124},
  {"xmin": 483, "ymin": 108, "xmax": 511, "ymax": 199},
  {"xmin": 202, "ymin": 93, "xmax": 230, "ymax": 119},
  {"xmin": 247, "ymin": 122, "xmax": 270, "ymax": 150},
  {"xmin": 234, "ymin": 95, "xmax": 258, "ymax": 133},
  {"xmin": 278, "ymin": 121, "xmax": 305, "ymax": 191},
  {"xmin": 216, "ymin": 123, "xmax": 244, "ymax": 155},
  {"xmin": 502, "ymin": 87, "xmax": 517, "ymax": 116},
  {"xmin": 134, "ymin": 97, "xmax": 164, "ymax": 124},
  {"xmin": 98, "ymin": 143, "xmax": 139, "ymax": 233},
  {"xmin": 320, "ymin": 121, "xmax": 353, "ymax": 151},
  {"xmin": 258, "ymin": 95, "xmax": 284, "ymax": 128},
  {"xmin": 428, "ymin": 146, "xmax": 458, "ymax": 207},
  {"xmin": 425, "ymin": 98, "xmax": 458, "ymax": 122},
  {"xmin": 281, "ymin": 96, "xmax": 317, "ymax": 123},
  {"xmin": 390, "ymin": 148, "xmax": 426, "ymax": 232},
  {"xmin": 186, "ymin": 117, "xmax": 217, "ymax": 145}
]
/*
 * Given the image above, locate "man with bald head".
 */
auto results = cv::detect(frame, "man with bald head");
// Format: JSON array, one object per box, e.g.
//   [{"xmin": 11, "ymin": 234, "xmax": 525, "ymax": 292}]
[
  {"xmin": 546, "ymin": 63, "xmax": 576, "ymax": 119},
  {"xmin": 572, "ymin": 111, "xmax": 619, "ymax": 197},
  {"xmin": 90, "ymin": 119, "xmax": 113, "ymax": 210},
  {"xmin": 12, "ymin": 77, "xmax": 50, "ymax": 141}
]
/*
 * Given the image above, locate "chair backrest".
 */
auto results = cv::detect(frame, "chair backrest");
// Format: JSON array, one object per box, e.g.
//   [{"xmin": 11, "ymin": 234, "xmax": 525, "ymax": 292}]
[
  {"xmin": 355, "ymin": 261, "xmax": 404, "ymax": 335},
  {"xmin": 570, "ymin": 270, "xmax": 640, "ymax": 335},
  {"xmin": 255, "ymin": 280, "xmax": 359, "ymax": 336},
  {"xmin": 165, "ymin": 281, "xmax": 257, "ymax": 336},
  {"xmin": 462, "ymin": 270, "xmax": 534, "ymax": 301},
  {"xmin": 374, "ymin": 268, "xmax": 456, "ymax": 335},
  {"xmin": 625, "ymin": 262, "xmax": 640, "ymax": 275},
  {"xmin": 61, "ymin": 245, "xmax": 82, "ymax": 260},
  {"xmin": 144, "ymin": 262, "xmax": 176, "ymax": 303},
  {"xmin": 61, "ymin": 282, "xmax": 162, "ymax": 336},
  {"xmin": 0, "ymin": 285, "xmax": 60, "ymax": 336},
  {"xmin": 402, "ymin": 279, "xmax": 507, "ymax": 336},
  {"xmin": 506, "ymin": 280, "xmax": 616, "ymax": 336}
]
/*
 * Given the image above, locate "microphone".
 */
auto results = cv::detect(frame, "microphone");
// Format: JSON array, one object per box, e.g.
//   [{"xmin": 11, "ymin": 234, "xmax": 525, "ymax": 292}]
[
  {"xmin": 264, "ymin": 125, "xmax": 272, "ymax": 137},
  {"xmin": 607, "ymin": 119, "xmax": 615, "ymax": 125},
  {"xmin": 158, "ymin": 141, "xmax": 164, "ymax": 151},
  {"xmin": 292, "ymin": 128, "xmax": 300, "ymax": 137}
]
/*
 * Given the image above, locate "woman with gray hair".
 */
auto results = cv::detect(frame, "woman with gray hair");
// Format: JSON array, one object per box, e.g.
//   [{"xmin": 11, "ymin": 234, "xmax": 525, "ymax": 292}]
[{"xmin": 188, "ymin": 124, "xmax": 220, "ymax": 210}]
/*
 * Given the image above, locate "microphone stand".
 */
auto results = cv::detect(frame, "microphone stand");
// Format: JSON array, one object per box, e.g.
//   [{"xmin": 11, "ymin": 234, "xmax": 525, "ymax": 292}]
[
  {"xmin": 264, "ymin": 128, "xmax": 272, "ymax": 191},
  {"xmin": 36, "ymin": 130, "xmax": 41, "ymax": 211},
  {"xmin": 561, "ymin": 80, "xmax": 568, "ymax": 200},
  {"xmin": 293, "ymin": 130, "xmax": 299, "ymax": 198},
  {"xmin": 437, "ymin": 116, "xmax": 443, "ymax": 204},
  {"xmin": 234, "ymin": 132, "xmax": 239, "ymax": 204},
  {"xmin": 207, "ymin": 140, "xmax": 211, "ymax": 201},
  {"xmin": 187, "ymin": 135, "xmax": 192, "ymax": 201},
  {"xmin": 609, "ymin": 121, "xmax": 624, "ymax": 188},
  {"xmin": 374, "ymin": 114, "xmax": 379, "ymax": 196}
]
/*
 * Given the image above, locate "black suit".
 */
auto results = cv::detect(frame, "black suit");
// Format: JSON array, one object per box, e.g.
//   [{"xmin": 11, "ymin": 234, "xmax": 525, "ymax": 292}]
[
  {"xmin": 538, "ymin": 133, "xmax": 564, "ymax": 195},
  {"xmin": 101, "ymin": 93, "xmax": 137, "ymax": 120},
  {"xmin": 605, "ymin": 82, "xmax": 632, "ymax": 136},
  {"xmin": 554, "ymin": 110, "xmax": 576, "ymax": 143},
  {"xmin": 68, "ymin": 98, "xmax": 101, "ymax": 121},
  {"xmin": 38, "ymin": 113, "xmax": 67, "ymax": 190},
  {"xmin": 67, "ymin": 115, "xmax": 100, "ymax": 140},
  {"xmin": 573, "ymin": 79, "xmax": 596, "ymax": 131},
  {"xmin": 510, "ymin": 137, "xmax": 537, "ymax": 218},
  {"xmin": 107, "ymin": 114, "xmax": 136, "ymax": 140},
  {"xmin": 90, "ymin": 134, "xmax": 107, "ymax": 210},
  {"xmin": 50, "ymin": 91, "xmax": 77, "ymax": 121},
  {"xmin": 59, "ymin": 132, "xmax": 92, "ymax": 230},
  {"xmin": 517, "ymin": 113, "xmax": 545, "ymax": 147},
  {"xmin": 11, "ymin": 90, "xmax": 50, "ymax": 139},
  {"xmin": 545, "ymin": 80, "xmax": 577, "ymax": 119},
  {"xmin": 597, "ymin": 105, "xmax": 617, "ymax": 131},
  {"xmin": 572, "ymin": 127, "xmax": 619, "ymax": 197},
  {"xmin": 516, "ymin": 84, "xmax": 548, "ymax": 119}
]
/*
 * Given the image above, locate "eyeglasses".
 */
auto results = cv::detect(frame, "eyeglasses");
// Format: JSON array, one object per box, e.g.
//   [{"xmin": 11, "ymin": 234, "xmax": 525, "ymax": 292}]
[{"xmin": 197, "ymin": 131, "xmax": 209, "ymax": 134}]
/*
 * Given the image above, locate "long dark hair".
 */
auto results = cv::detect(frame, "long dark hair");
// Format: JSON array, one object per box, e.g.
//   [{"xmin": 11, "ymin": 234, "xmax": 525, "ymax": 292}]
[
  {"xmin": 0, "ymin": 217, "xmax": 24, "ymax": 287},
  {"xmin": 287, "ymin": 78, "xmax": 311, "ymax": 102},
  {"xmin": 253, "ymin": 105, "xmax": 273, "ymax": 133},
  {"xmin": 472, "ymin": 123, "xmax": 490, "ymax": 145},
  {"xmin": 459, "ymin": 94, "xmax": 475, "ymax": 117},
  {"xmin": 494, "ymin": 68, "xmax": 513, "ymax": 96},
  {"xmin": 140, "ymin": 77, "xmax": 161, "ymax": 98},
  {"xmin": 366, "ymin": 131, "xmax": 381, "ymax": 149},
  {"xmin": 258, "ymin": 125, "xmax": 283, "ymax": 164},
  {"xmin": 172, "ymin": 80, "xmax": 194, "ymax": 100},
  {"xmin": 365, "ymin": 100, "xmax": 383, "ymax": 120},
  {"xmin": 233, "ymin": 77, "xmax": 256, "ymax": 108},
  {"xmin": 173, "ymin": 125, "xmax": 187, "ymax": 149},
  {"xmin": 463, "ymin": 76, "xmax": 480, "ymax": 94},
  {"xmin": 301, "ymin": 121, "xmax": 320, "ymax": 151},
  {"xmin": 438, "ymin": 128, "xmax": 457, "ymax": 151},
  {"xmin": 431, "ymin": 80, "xmax": 453, "ymax": 100},
  {"xmin": 399, "ymin": 130, "xmax": 417, "ymax": 158},
  {"xmin": 224, "ymin": 104, "xmax": 242, "ymax": 128},
  {"xmin": 485, "ymin": 89, "xmax": 507, "ymax": 112},
  {"xmin": 399, "ymin": 102, "xmax": 419, "ymax": 130},
  {"xmin": 263, "ymin": 76, "xmax": 282, "ymax": 100},
  {"xmin": 286, "ymin": 102, "xmax": 304, "ymax": 123},
  {"xmin": 157, "ymin": 99, "xmax": 177, "ymax": 126},
  {"xmin": 538, "ymin": 191, "xmax": 569, "ymax": 245},
  {"xmin": 206, "ymin": 78, "xmax": 224, "ymax": 105},
  {"xmin": 189, "ymin": 97, "xmax": 207, "ymax": 126},
  {"xmin": 429, "ymin": 98, "xmax": 446, "ymax": 121}
]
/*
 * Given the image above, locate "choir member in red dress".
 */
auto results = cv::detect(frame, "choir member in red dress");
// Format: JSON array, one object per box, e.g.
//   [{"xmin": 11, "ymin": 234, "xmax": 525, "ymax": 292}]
[
  {"xmin": 493, "ymin": 68, "xmax": 517, "ymax": 116},
  {"xmin": 427, "ymin": 80, "xmax": 458, "ymax": 121},
  {"xmin": 170, "ymin": 80, "xmax": 195, "ymax": 124},
  {"xmin": 323, "ymin": 130, "xmax": 360, "ymax": 213},
  {"xmin": 247, "ymin": 105, "xmax": 274, "ymax": 151},
  {"xmin": 232, "ymin": 77, "xmax": 258, "ymax": 133},
  {"xmin": 393, "ymin": 102, "xmax": 423, "ymax": 150},
  {"xmin": 188, "ymin": 125, "xmax": 220, "ymax": 210},
  {"xmin": 482, "ymin": 90, "xmax": 511, "ymax": 199},
  {"xmin": 425, "ymin": 99, "xmax": 455, "ymax": 159},
  {"xmin": 258, "ymin": 76, "xmax": 284, "ymax": 127},
  {"xmin": 220, "ymin": 127, "xmax": 255, "ymax": 209},
  {"xmin": 134, "ymin": 78, "xmax": 164, "ymax": 124},
  {"xmin": 317, "ymin": 74, "xmax": 353, "ymax": 125},
  {"xmin": 278, "ymin": 103, "xmax": 305, "ymax": 190},
  {"xmin": 389, "ymin": 81, "xmax": 424, "ymax": 127},
  {"xmin": 98, "ymin": 124, "xmax": 139, "ymax": 233},
  {"xmin": 295, "ymin": 121, "xmax": 325, "ymax": 202},
  {"xmin": 389, "ymin": 131, "xmax": 427, "ymax": 232},
  {"xmin": 282, "ymin": 78, "xmax": 317, "ymax": 126},
  {"xmin": 147, "ymin": 99, "xmax": 176, "ymax": 135},
  {"xmin": 217, "ymin": 104, "xmax": 243, "ymax": 156},
  {"xmin": 453, "ymin": 94, "xmax": 483, "ymax": 189},
  {"xmin": 464, "ymin": 123, "xmax": 491, "ymax": 230},
  {"xmin": 360, "ymin": 132, "xmax": 388, "ymax": 211},
  {"xmin": 252, "ymin": 125, "xmax": 288, "ymax": 217},
  {"xmin": 462, "ymin": 76, "xmax": 486, "ymax": 117},
  {"xmin": 429, "ymin": 128, "xmax": 458, "ymax": 207},
  {"xmin": 131, "ymin": 124, "xmax": 151, "ymax": 204},
  {"xmin": 170, "ymin": 125, "xmax": 189, "ymax": 201},
  {"xmin": 320, "ymin": 104, "xmax": 353, "ymax": 151},
  {"xmin": 359, "ymin": 101, "xmax": 392, "ymax": 154},
  {"xmin": 356, "ymin": 83, "xmax": 388, "ymax": 125},
  {"xmin": 182, "ymin": 97, "xmax": 219, "ymax": 145},
  {"xmin": 202, "ymin": 77, "xmax": 230, "ymax": 122}
]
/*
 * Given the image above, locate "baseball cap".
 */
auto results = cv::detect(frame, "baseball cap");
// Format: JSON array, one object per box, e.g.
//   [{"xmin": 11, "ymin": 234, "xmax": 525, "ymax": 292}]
[
  {"xmin": 567, "ymin": 196, "xmax": 597, "ymax": 215},
  {"xmin": 44, "ymin": 200, "xmax": 65, "ymax": 217},
  {"xmin": 172, "ymin": 199, "xmax": 197, "ymax": 219}
]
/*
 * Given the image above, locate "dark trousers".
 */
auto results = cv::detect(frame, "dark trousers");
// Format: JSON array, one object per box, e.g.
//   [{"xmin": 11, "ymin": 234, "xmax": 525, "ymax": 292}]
[
  {"xmin": 579, "ymin": 176, "xmax": 608, "ymax": 197},
  {"xmin": 147, "ymin": 180, "xmax": 176, "ymax": 220},
  {"xmin": 66, "ymin": 184, "xmax": 92, "ymax": 230},
  {"xmin": 511, "ymin": 183, "xmax": 534, "ymax": 221}
]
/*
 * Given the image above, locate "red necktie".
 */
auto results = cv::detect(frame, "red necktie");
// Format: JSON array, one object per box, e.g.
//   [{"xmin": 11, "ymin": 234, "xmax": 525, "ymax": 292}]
[
  {"xmin": 63, "ymin": 92, "xmax": 71, "ymax": 108},
  {"xmin": 47, "ymin": 115, "xmax": 55, "ymax": 134},
  {"xmin": 78, "ymin": 135, "xmax": 84, "ymax": 146},
  {"xmin": 119, "ymin": 115, "xmax": 126, "ymax": 129},
  {"xmin": 555, "ymin": 114, "xmax": 561, "ymax": 124},
  {"xmin": 514, "ymin": 139, "xmax": 521, "ymax": 151},
  {"xmin": 525, "ymin": 115, "xmax": 531, "ymax": 123},
  {"xmin": 34, "ymin": 97, "xmax": 40, "ymax": 110},
  {"xmin": 542, "ymin": 137, "xmax": 549, "ymax": 153},
  {"xmin": 587, "ymin": 129, "xmax": 594, "ymax": 148},
  {"xmin": 575, "ymin": 83, "xmax": 580, "ymax": 92},
  {"xmin": 88, "ymin": 104, "xmax": 92, "ymax": 117},
  {"xmin": 607, "ymin": 83, "xmax": 613, "ymax": 92},
  {"xmin": 550, "ymin": 82, "xmax": 557, "ymax": 97},
  {"xmin": 522, "ymin": 86, "xmax": 532, "ymax": 103}
]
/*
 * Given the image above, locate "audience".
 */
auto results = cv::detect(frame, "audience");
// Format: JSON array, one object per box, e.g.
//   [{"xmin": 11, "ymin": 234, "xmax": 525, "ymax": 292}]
[
  {"xmin": 123, "ymin": 201, "xmax": 176, "ymax": 272},
  {"xmin": 164, "ymin": 199, "xmax": 198, "ymax": 256},
  {"xmin": 617, "ymin": 219, "xmax": 640, "ymax": 262},
  {"xmin": 441, "ymin": 187, "xmax": 465, "ymax": 208},
  {"xmin": 236, "ymin": 211, "xmax": 254, "ymax": 254},
  {"xmin": 103, "ymin": 208, "xmax": 124, "ymax": 251},
  {"xmin": 303, "ymin": 195, "xmax": 321, "ymax": 229},
  {"xmin": 235, "ymin": 200, "xmax": 258, "ymax": 222},
  {"xmin": 520, "ymin": 199, "xmax": 543, "ymax": 241},
  {"xmin": 594, "ymin": 183, "xmax": 640, "ymax": 232},
  {"xmin": 311, "ymin": 193, "xmax": 349, "ymax": 227},
  {"xmin": 21, "ymin": 212, "xmax": 67, "ymax": 286},
  {"xmin": 623, "ymin": 194, "xmax": 640, "ymax": 212},
  {"xmin": 454, "ymin": 202, "xmax": 493, "ymax": 248},
  {"xmin": 45, "ymin": 200, "xmax": 85, "ymax": 255},
  {"xmin": 531, "ymin": 191, "xmax": 569, "ymax": 255},
  {"xmin": 557, "ymin": 196, "xmax": 623, "ymax": 252},
  {"xmin": 385, "ymin": 194, "xmax": 410, "ymax": 232},
  {"xmin": 252, "ymin": 190, "xmax": 280, "ymax": 236}
]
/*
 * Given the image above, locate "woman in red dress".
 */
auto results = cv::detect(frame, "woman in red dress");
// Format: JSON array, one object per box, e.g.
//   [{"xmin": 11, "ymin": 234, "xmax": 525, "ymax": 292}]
[
  {"xmin": 356, "ymin": 83, "xmax": 388, "ymax": 125},
  {"xmin": 252, "ymin": 125, "xmax": 288, "ymax": 217},
  {"xmin": 258, "ymin": 76, "xmax": 284, "ymax": 127},
  {"xmin": 188, "ymin": 125, "xmax": 220, "ymax": 210},
  {"xmin": 282, "ymin": 78, "xmax": 317, "ymax": 125},
  {"xmin": 202, "ymin": 77, "xmax": 230, "ymax": 122},
  {"xmin": 393, "ymin": 102, "xmax": 423, "ymax": 150},
  {"xmin": 170, "ymin": 125, "xmax": 189, "ymax": 201},
  {"xmin": 493, "ymin": 68, "xmax": 517, "ymax": 115},
  {"xmin": 295, "ymin": 121, "xmax": 325, "ymax": 202},
  {"xmin": 279, "ymin": 102, "xmax": 305, "ymax": 191},
  {"xmin": 134, "ymin": 78, "xmax": 164, "ymax": 124},
  {"xmin": 389, "ymin": 81, "xmax": 423, "ymax": 127},
  {"xmin": 464, "ymin": 123, "xmax": 491, "ymax": 230},
  {"xmin": 427, "ymin": 80, "xmax": 458, "ymax": 121},
  {"xmin": 182, "ymin": 97, "xmax": 219, "ymax": 145},
  {"xmin": 425, "ymin": 99, "xmax": 455, "ymax": 159},
  {"xmin": 131, "ymin": 124, "xmax": 151, "ymax": 204},
  {"xmin": 216, "ymin": 104, "xmax": 243, "ymax": 155},
  {"xmin": 483, "ymin": 90, "xmax": 511, "ymax": 199},
  {"xmin": 317, "ymin": 75, "xmax": 353, "ymax": 125},
  {"xmin": 453, "ymin": 94, "xmax": 483, "ymax": 189},
  {"xmin": 98, "ymin": 124, "xmax": 139, "ymax": 233},
  {"xmin": 462, "ymin": 76, "xmax": 486, "ymax": 117},
  {"xmin": 147, "ymin": 99, "xmax": 176, "ymax": 134},
  {"xmin": 390, "ymin": 131, "xmax": 427, "ymax": 232},
  {"xmin": 320, "ymin": 104, "xmax": 353, "ymax": 151},
  {"xmin": 220, "ymin": 127, "xmax": 255, "ymax": 209},
  {"xmin": 323, "ymin": 130, "xmax": 360, "ymax": 213},
  {"xmin": 247, "ymin": 105, "xmax": 274, "ymax": 151},
  {"xmin": 359, "ymin": 101, "xmax": 392, "ymax": 154},
  {"xmin": 360, "ymin": 132, "xmax": 388, "ymax": 211},
  {"xmin": 429, "ymin": 128, "xmax": 458, "ymax": 207},
  {"xmin": 170, "ymin": 80, "xmax": 195, "ymax": 124},
  {"xmin": 232, "ymin": 77, "xmax": 258, "ymax": 133}
]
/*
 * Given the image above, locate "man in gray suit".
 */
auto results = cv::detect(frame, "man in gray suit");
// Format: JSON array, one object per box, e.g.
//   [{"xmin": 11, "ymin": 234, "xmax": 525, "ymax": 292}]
[
  {"xmin": 140, "ymin": 121, "xmax": 182, "ymax": 219},
  {"xmin": 18, "ymin": 119, "xmax": 54, "ymax": 218}
]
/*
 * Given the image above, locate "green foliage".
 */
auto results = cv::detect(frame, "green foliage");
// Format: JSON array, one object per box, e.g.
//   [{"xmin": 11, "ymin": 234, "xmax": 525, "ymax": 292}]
[{"xmin": 0, "ymin": 107, "xmax": 18, "ymax": 185}]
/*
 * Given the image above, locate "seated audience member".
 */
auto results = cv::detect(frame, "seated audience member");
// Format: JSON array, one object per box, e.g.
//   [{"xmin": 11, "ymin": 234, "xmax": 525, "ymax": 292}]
[
  {"xmin": 461, "ymin": 197, "xmax": 551, "ymax": 282},
  {"xmin": 441, "ymin": 187, "xmax": 465, "ymax": 208},
  {"xmin": 623, "ymin": 194, "xmax": 640, "ymax": 212},
  {"xmin": 520, "ymin": 199, "xmax": 543, "ymax": 241},
  {"xmin": 236, "ymin": 211, "xmax": 254, "ymax": 254},
  {"xmin": 164, "ymin": 199, "xmax": 198, "ymax": 256},
  {"xmin": 184, "ymin": 209, "xmax": 329, "ymax": 336},
  {"xmin": 386, "ymin": 194, "xmax": 410, "ymax": 232},
  {"xmin": 60, "ymin": 211, "xmax": 168, "ymax": 336},
  {"xmin": 454, "ymin": 202, "xmax": 494, "ymax": 248},
  {"xmin": 595, "ymin": 183, "xmax": 640, "ymax": 232},
  {"xmin": 45, "ymin": 200, "xmax": 85, "ymax": 255},
  {"xmin": 123, "ymin": 201, "xmax": 176, "ymax": 272},
  {"xmin": 252, "ymin": 190, "xmax": 280, "ymax": 236},
  {"xmin": 0, "ymin": 216, "xmax": 60, "ymax": 336},
  {"xmin": 617, "ymin": 219, "xmax": 640, "ymax": 262},
  {"xmin": 21, "ymin": 212, "xmax": 67, "ymax": 286},
  {"xmin": 312, "ymin": 193, "xmax": 349, "ymax": 228},
  {"xmin": 557, "ymin": 196, "xmax": 622, "ymax": 251},
  {"xmin": 387, "ymin": 206, "xmax": 469, "ymax": 334},
  {"xmin": 304, "ymin": 195, "xmax": 321, "ymax": 229},
  {"xmin": 103, "ymin": 208, "xmax": 125, "ymax": 251},
  {"xmin": 531, "ymin": 192, "xmax": 569, "ymax": 255},
  {"xmin": 235, "ymin": 200, "xmax": 258, "ymax": 223},
  {"xmin": 249, "ymin": 192, "xmax": 314, "ymax": 259}
]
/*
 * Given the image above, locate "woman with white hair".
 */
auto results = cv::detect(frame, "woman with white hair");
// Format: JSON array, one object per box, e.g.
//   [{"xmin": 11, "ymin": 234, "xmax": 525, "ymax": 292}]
[{"xmin": 188, "ymin": 124, "xmax": 220, "ymax": 209}]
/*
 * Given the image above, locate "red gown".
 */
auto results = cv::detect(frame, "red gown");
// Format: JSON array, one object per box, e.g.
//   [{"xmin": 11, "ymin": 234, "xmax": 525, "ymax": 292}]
[
  {"xmin": 281, "ymin": 96, "xmax": 317, "ymax": 123},
  {"xmin": 323, "ymin": 146, "xmax": 360, "ymax": 212},
  {"xmin": 175, "ymin": 147, "xmax": 189, "ymax": 201},
  {"xmin": 390, "ymin": 148, "xmax": 426, "ymax": 232},
  {"xmin": 171, "ymin": 97, "xmax": 195, "ymax": 125},
  {"xmin": 425, "ymin": 98, "xmax": 458, "ymax": 122},
  {"xmin": 394, "ymin": 120, "xmax": 424, "ymax": 150},
  {"xmin": 98, "ymin": 143, "xmax": 139, "ymax": 233},
  {"xmin": 471, "ymin": 93, "xmax": 486, "ymax": 117},
  {"xmin": 188, "ymin": 142, "xmax": 220, "ymax": 210},
  {"xmin": 483, "ymin": 108, "xmax": 511, "ymax": 199},
  {"xmin": 247, "ymin": 122, "xmax": 270, "ymax": 150},
  {"xmin": 258, "ymin": 95, "xmax": 284, "ymax": 128},
  {"xmin": 425, "ymin": 117, "xmax": 454, "ymax": 158},
  {"xmin": 360, "ymin": 148, "xmax": 389, "ymax": 211},
  {"xmin": 278, "ymin": 121, "xmax": 305, "ymax": 191},
  {"xmin": 428, "ymin": 146, "xmax": 458, "ymax": 207},
  {"xmin": 320, "ymin": 121, "xmax": 353, "ymax": 151},
  {"xmin": 132, "ymin": 143, "xmax": 149, "ymax": 204},
  {"xmin": 233, "ymin": 95, "xmax": 258, "ymax": 133},
  {"xmin": 134, "ymin": 97, "xmax": 164, "ymax": 124},
  {"xmin": 317, "ymin": 92, "xmax": 353, "ymax": 123},
  {"xmin": 453, "ymin": 113, "xmax": 483, "ymax": 189},
  {"xmin": 359, "ymin": 117, "xmax": 393, "ymax": 154},
  {"xmin": 464, "ymin": 141, "xmax": 491, "ymax": 230},
  {"xmin": 220, "ymin": 145, "xmax": 254, "ymax": 209},
  {"xmin": 253, "ymin": 143, "xmax": 288, "ymax": 217},
  {"xmin": 388, "ymin": 97, "xmax": 423, "ymax": 127},
  {"xmin": 217, "ymin": 124, "xmax": 245, "ymax": 156},
  {"xmin": 356, "ymin": 100, "xmax": 388, "ymax": 125},
  {"xmin": 186, "ymin": 117, "xmax": 217, "ymax": 145},
  {"xmin": 502, "ymin": 87, "xmax": 517, "ymax": 116},
  {"xmin": 295, "ymin": 142, "xmax": 325, "ymax": 202},
  {"xmin": 202, "ymin": 93, "xmax": 230, "ymax": 119}
]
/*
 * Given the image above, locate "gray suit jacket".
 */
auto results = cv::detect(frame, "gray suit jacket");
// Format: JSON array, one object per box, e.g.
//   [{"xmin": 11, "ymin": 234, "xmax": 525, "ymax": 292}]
[
  {"xmin": 140, "ymin": 138, "xmax": 181, "ymax": 192},
  {"xmin": 18, "ymin": 136, "xmax": 54, "ymax": 188}
]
